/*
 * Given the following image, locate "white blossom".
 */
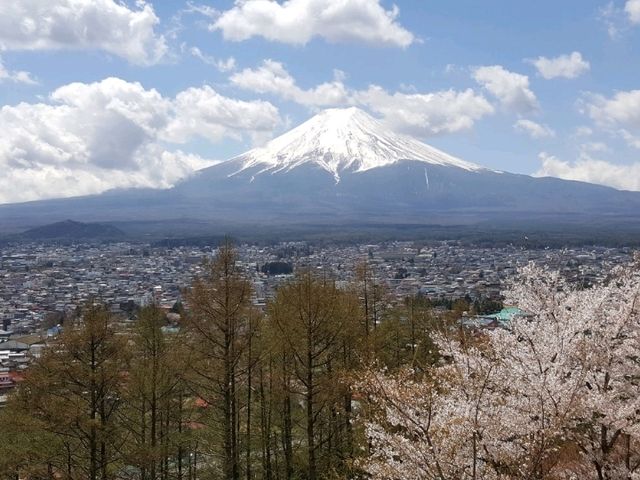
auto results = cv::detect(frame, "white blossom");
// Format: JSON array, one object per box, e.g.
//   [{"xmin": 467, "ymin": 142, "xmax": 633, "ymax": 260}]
[{"xmin": 359, "ymin": 257, "xmax": 640, "ymax": 479}]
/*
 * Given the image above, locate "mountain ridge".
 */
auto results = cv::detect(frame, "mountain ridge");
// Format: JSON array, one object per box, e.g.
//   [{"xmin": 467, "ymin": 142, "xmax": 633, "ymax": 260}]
[{"xmin": 2, "ymin": 107, "xmax": 640, "ymax": 236}]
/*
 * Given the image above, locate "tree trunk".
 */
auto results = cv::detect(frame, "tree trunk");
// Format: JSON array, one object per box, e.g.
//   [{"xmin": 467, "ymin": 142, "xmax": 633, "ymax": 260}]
[
  {"xmin": 306, "ymin": 346, "xmax": 316, "ymax": 480},
  {"xmin": 90, "ymin": 337, "xmax": 98, "ymax": 480},
  {"xmin": 246, "ymin": 332, "xmax": 253, "ymax": 480}
]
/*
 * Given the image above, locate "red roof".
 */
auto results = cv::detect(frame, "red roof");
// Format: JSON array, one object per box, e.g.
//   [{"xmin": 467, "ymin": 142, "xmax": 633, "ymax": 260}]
[{"xmin": 9, "ymin": 371, "xmax": 24, "ymax": 382}]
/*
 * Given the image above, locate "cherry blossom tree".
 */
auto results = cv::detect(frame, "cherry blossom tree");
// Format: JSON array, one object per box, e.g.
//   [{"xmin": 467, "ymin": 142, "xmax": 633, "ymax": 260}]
[{"xmin": 358, "ymin": 258, "xmax": 640, "ymax": 480}]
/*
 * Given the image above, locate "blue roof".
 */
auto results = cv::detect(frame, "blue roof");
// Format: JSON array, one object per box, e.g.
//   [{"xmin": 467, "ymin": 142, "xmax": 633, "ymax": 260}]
[
  {"xmin": 464, "ymin": 307, "xmax": 528, "ymax": 329},
  {"xmin": 491, "ymin": 307, "xmax": 525, "ymax": 321}
]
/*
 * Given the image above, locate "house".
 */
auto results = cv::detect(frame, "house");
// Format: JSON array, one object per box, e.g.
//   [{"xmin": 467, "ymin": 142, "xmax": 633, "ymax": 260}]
[
  {"xmin": 0, "ymin": 340, "xmax": 29, "ymax": 352},
  {"xmin": 0, "ymin": 369, "xmax": 13, "ymax": 392},
  {"xmin": 0, "ymin": 369, "xmax": 24, "ymax": 407},
  {"xmin": 462, "ymin": 307, "xmax": 529, "ymax": 330},
  {"xmin": 47, "ymin": 325, "xmax": 62, "ymax": 337},
  {"xmin": 0, "ymin": 329, "xmax": 12, "ymax": 342}
]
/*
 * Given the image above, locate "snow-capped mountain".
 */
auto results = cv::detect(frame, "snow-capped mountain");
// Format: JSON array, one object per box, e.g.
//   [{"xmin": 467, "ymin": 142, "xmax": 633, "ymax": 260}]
[
  {"xmin": 173, "ymin": 108, "xmax": 640, "ymax": 221},
  {"xmin": 4, "ymin": 106, "xmax": 640, "ymax": 231},
  {"xmin": 229, "ymin": 107, "xmax": 485, "ymax": 182}
]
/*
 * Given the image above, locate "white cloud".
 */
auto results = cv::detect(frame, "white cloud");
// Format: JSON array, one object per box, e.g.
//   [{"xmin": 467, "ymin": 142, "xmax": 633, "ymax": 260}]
[
  {"xmin": 0, "ymin": 57, "xmax": 37, "ymax": 85},
  {"xmin": 165, "ymin": 85, "xmax": 281, "ymax": 144},
  {"xmin": 535, "ymin": 152, "xmax": 640, "ymax": 191},
  {"xmin": 0, "ymin": 147, "xmax": 216, "ymax": 206},
  {"xmin": 444, "ymin": 64, "xmax": 459, "ymax": 74},
  {"xmin": 0, "ymin": 77, "xmax": 281, "ymax": 203},
  {"xmin": 514, "ymin": 119, "xmax": 555, "ymax": 139},
  {"xmin": 184, "ymin": 1, "xmax": 219, "ymax": 20},
  {"xmin": 188, "ymin": 46, "xmax": 236, "ymax": 72},
  {"xmin": 230, "ymin": 59, "xmax": 350, "ymax": 107},
  {"xmin": 216, "ymin": 57, "xmax": 237, "ymax": 72},
  {"xmin": 354, "ymin": 86, "xmax": 494, "ymax": 137},
  {"xmin": 212, "ymin": 0, "xmax": 415, "ymax": 47},
  {"xmin": 584, "ymin": 89, "xmax": 640, "ymax": 148},
  {"xmin": 599, "ymin": 2, "xmax": 622, "ymax": 38},
  {"xmin": 621, "ymin": 130, "xmax": 640, "ymax": 149},
  {"xmin": 600, "ymin": 1, "xmax": 640, "ymax": 37},
  {"xmin": 530, "ymin": 52, "xmax": 590, "ymax": 79},
  {"xmin": 626, "ymin": 0, "xmax": 640, "ymax": 23},
  {"xmin": 580, "ymin": 141, "xmax": 609, "ymax": 153},
  {"xmin": 574, "ymin": 126, "xmax": 593, "ymax": 137},
  {"xmin": 0, "ymin": 0, "xmax": 167, "ymax": 65},
  {"xmin": 231, "ymin": 60, "xmax": 494, "ymax": 136},
  {"xmin": 472, "ymin": 65, "xmax": 538, "ymax": 113},
  {"xmin": 585, "ymin": 90, "xmax": 640, "ymax": 127}
]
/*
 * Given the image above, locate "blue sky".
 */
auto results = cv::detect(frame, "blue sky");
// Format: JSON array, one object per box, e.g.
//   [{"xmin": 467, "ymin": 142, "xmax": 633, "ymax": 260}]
[{"xmin": 1, "ymin": 0, "xmax": 639, "ymax": 203}]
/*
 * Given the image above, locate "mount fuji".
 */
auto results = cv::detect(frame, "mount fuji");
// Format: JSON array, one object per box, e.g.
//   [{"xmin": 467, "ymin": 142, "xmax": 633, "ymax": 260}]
[
  {"xmin": 220, "ymin": 107, "xmax": 484, "ymax": 181},
  {"xmin": 2, "ymin": 107, "xmax": 640, "ymax": 234},
  {"xmin": 173, "ymin": 107, "xmax": 640, "ymax": 221}
]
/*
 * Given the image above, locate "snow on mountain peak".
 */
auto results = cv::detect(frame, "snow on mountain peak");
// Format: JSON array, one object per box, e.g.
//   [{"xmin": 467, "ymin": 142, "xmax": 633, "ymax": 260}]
[{"xmin": 231, "ymin": 107, "xmax": 484, "ymax": 181}]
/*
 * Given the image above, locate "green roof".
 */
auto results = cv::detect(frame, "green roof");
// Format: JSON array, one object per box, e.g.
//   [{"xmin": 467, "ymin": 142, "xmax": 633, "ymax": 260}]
[{"xmin": 492, "ymin": 307, "xmax": 525, "ymax": 321}]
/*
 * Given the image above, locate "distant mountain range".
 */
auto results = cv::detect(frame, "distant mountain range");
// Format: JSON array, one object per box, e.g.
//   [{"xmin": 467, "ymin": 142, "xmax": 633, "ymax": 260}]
[{"xmin": 2, "ymin": 107, "xmax": 640, "ymax": 239}]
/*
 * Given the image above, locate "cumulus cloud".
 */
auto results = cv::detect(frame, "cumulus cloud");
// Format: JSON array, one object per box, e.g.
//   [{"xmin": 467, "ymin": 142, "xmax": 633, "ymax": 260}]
[
  {"xmin": 514, "ymin": 119, "xmax": 555, "ymax": 139},
  {"xmin": 0, "ymin": 57, "xmax": 37, "ymax": 85},
  {"xmin": 353, "ymin": 86, "xmax": 494, "ymax": 137},
  {"xmin": 0, "ymin": 77, "xmax": 281, "ymax": 203},
  {"xmin": 230, "ymin": 60, "xmax": 350, "ymax": 107},
  {"xmin": 212, "ymin": 0, "xmax": 415, "ymax": 47},
  {"xmin": 530, "ymin": 52, "xmax": 590, "ymax": 79},
  {"xmin": 535, "ymin": 152, "xmax": 640, "ymax": 191},
  {"xmin": 0, "ymin": 0, "xmax": 167, "ymax": 65},
  {"xmin": 472, "ymin": 65, "xmax": 538, "ymax": 113},
  {"xmin": 230, "ymin": 60, "xmax": 494, "ymax": 136},
  {"xmin": 626, "ymin": 0, "xmax": 640, "ymax": 23},
  {"xmin": 585, "ymin": 90, "xmax": 640, "ymax": 127},
  {"xmin": 584, "ymin": 89, "xmax": 640, "ymax": 148},
  {"xmin": 0, "ymin": 147, "xmax": 215, "ymax": 206},
  {"xmin": 165, "ymin": 85, "xmax": 281, "ymax": 144}
]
